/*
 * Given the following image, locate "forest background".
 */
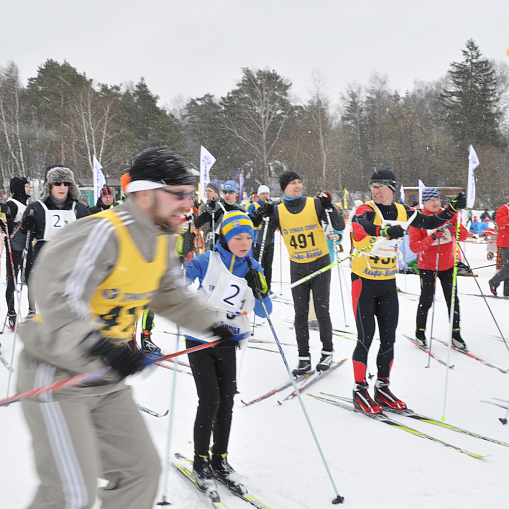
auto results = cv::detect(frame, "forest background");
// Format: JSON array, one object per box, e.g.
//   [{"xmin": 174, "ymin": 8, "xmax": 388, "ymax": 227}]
[{"xmin": 1, "ymin": 39, "xmax": 508, "ymax": 207}]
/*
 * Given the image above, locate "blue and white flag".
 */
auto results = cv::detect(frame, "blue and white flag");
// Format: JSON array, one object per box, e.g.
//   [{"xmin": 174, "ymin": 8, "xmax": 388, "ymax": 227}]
[
  {"xmin": 93, "ymin": 155, "xmax": 105, "ymax": 205},
  {"xmin": 237, "ymin": 169, "xmax": 245, "ymax": 202},
  {"xmin": 467, "ymin": 145, "xmax": 480, "ymax": 209},
  {"xmin": 200, "ymin": 147, "xmax": 216, "ymax": 203}
]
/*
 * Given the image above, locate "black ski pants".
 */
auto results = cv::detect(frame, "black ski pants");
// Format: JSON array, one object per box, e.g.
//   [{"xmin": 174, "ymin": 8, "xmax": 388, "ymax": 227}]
[
  {"xmin": 186, "ymin": 340, "xmax": 237, "ymax": 457},
  {"xmin": 290, "ymin": 256, "xmax": 333, "ymax": 358},
  {"xmin": 253, "ymin": 242, "xmax": 274, "ymax": 291},
  {"xmin": 5, "ymin": 248, "xmax": 33, "ymax": 315},
  {"xmin": 416, "ymin": 268, "xmax": 460, "ymax": 332},
  {"xmin": 351, "ymin": 274, "xmax": 398, "ymax": 382}
]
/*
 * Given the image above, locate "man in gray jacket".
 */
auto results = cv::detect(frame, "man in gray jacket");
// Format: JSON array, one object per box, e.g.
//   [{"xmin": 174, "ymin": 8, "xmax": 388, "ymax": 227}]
[{"xmin": 17, "ymin": 147, "xmax": 233, "ymax": 509}]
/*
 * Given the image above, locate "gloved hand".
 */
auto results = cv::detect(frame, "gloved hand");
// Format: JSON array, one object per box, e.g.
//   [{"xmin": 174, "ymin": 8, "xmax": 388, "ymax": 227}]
[
  {"xmin": 211, "ymin": 325, "xmax": 237, "ymax": 341},
  {"xmin": 258, "ymin": 202, "xmax": 274, "ymax": 218},
  {"xmin": 319, "ymin": 195, "xmax": 333, "ymax": 211},
  {"xmin": 245, "ymin": 267, "xmax": 268, "ymax": 297},
  {"xmin": 0, "ymin": 202, "xmax": 13, "ymax": 220},
  {"xmin": 380, "ymin": 224, "xmax": 405, "ymax": 239},
  {"xmin": 206, "ymin": 199, "xmax": 217, "ymax": 214},
  {"xmin": 447, "ymin": 192, "xmax": 467, "ymax": 212},
  {"xmin": 21, "ymin": 214, "xmax": 37, "ymax": 234},
  {"xmin": 447, "ymin": 223, "xmax": 457, "ymax": 234},
  {"xmin": 431, "ymin": 227, "xmax": 446, "ymax": 241},
  {"xmin": 89, "ymin": 337, "xmax": 151, "ymax": 378}
]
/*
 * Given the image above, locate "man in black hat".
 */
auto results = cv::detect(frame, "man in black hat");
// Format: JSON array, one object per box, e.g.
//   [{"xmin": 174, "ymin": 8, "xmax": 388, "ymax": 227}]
[
  {"xmin": 257, "ymin": 168, "xmax": 345, "ymax": 374},
  {"xmin": 17, "ymin": 147, "xmax": 237, "ymax": 509},
  {"xmin": 350, "ymin": 169, "xmax": 466, "ymax": 414},
  {"xmin": 0, "ymin": 176, "xmax": 32, "ymax": 329}
]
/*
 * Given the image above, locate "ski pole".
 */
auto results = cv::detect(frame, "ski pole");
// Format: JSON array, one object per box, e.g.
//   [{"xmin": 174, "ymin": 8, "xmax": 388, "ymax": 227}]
[
  {"xmin": 0, "ymin": 336, "xmax": 240, "ymax": 407},
  {"xmin": 272, "ymin": 243, "xmax": 373, "ymax": 298},
  {"xmin": 427, "ymin": 237, "xmax": 441, "ymax": 369},
  {"xmin": 157, "ymin": 327, "xmax": 181, "ymax": 506},
  {"xmin": 247, "ymin": 259, "xmax": 344, "ymax": 505},
  {"xmin": 442, "ymin": 211, "xmax": 462, "ymax": 421},
  {"xmin": 252, "ymin": 216, "xmax": 270, "ymax": 332},
  {"xmin": 457, "ymin": 243, "xmax": 508, "ymax": 352},
  {"xmin": 324, "ymin": 208, "xmax": 349, "ymax": 327}
]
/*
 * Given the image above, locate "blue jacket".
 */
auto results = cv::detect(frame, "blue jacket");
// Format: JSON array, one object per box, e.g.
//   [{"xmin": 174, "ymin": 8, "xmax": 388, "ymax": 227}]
[
  {"xmin": 247, "ymin": 200, "xmax": 275, "ymax": 245},
  {"xmin": 185, "ymin": 243, "xmax": 273, "ymax": 321},
  {"xmin": 469, "ymin": 220, "xmax": 489, "ymax": 234}
]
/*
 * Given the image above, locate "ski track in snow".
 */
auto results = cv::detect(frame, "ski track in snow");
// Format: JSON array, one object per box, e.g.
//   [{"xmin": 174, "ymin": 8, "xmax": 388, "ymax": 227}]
[{"xmin": 1, "ymin": 227, "xmax": 508, "ymax": 508}]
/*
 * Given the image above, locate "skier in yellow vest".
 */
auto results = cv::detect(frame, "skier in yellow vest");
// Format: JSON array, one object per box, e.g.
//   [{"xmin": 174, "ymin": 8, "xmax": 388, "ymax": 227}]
[
  {"xmin": 256, "ymin": 169, "xmax": 345, "ymax": 375},
  {"xmin": 16, "ymin": 147, "xmax": 237, "ymax": 509},
  {"xmin": 350, "ymin": 169, "xmax": 467, "ymax": 414}
]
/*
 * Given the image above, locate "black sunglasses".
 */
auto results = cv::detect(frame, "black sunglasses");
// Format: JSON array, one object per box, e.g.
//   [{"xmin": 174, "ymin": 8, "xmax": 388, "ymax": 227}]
[
  {"xmin": 224, "ymin": 190, "xmax": 237, "ymax": 195},
  {"xmin": 53, "ymin": 182, "xmax": 72, "ymax": 187},
  {"xmin": 157, "ymin": 188, "xmax": 194, "ymax": 200}
]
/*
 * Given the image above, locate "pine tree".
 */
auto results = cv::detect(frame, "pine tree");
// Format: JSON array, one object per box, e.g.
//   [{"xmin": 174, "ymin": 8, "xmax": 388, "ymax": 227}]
[{"xmin": 441, "ymin": 39, "xmax": 505, "ymax": 149}]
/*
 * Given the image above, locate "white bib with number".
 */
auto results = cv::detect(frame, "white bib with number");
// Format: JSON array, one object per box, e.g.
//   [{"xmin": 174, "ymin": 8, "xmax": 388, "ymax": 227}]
[
  {"xmin": 199, "ymin": 251, "xmax": 254, "ymax": 338},
  {"xmin": 426, "ymin": 227, "xmax": 453, "ymax": 246},
  {"xmin": 40, "ymin": 201, "xmax": 77, "ymax": 241}
]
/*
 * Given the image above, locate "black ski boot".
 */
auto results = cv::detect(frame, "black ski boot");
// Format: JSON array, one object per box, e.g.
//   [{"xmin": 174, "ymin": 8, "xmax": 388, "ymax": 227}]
[
  {"xmin": 140, "ymin": 330, "xmax": 161, "ymax": 354},
  {"xmin": 316, "ymin": 350, "xmax": 333, "ymax": 371},
  {"xmin": 452, "ymin": 328, "xmax": 467, "ymax": 351},
  {"xmin": 292, "ymin": 357, "xmax": 311, "ymax": 376},
  {"xmin": 353, "ymin": 381, "xmax": 383, "ymax": 414},
  {"xmin": 8, "ymin": 314, "xmax": 16, "ymax": 332},
  {"xmin": 415, "ymin": 329, "xmax": 427, "ymax": 348},
  {"xmin": 211, "ymin": 452, "xmax": 247, "ymax": 496},
  {"xmin": 193, "ymin": 454, "xmax": 217, "ymax": 493}
]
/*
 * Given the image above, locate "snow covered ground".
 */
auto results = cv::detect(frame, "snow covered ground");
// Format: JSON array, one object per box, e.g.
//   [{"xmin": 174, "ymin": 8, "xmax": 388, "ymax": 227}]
[{"xmin": 0, "ymin": 228, "xmax": 508, "ymax": 509}]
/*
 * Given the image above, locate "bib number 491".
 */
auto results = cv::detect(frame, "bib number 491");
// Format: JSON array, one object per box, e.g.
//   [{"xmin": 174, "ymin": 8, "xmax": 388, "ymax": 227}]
[{"xmin": 289, "ymin": 232, "xmax": 315, "ymax": 250}]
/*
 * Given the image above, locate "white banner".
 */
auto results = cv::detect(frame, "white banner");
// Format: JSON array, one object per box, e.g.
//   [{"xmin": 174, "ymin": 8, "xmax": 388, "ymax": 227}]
[
  {"xmin": 467, "ymin": 145, "xmax": 480, "ymax": 209},
  {"xmin": 199, "ymin": 147, "xmax": 216, "ymax": 203},
  {"xmin": 93, "ymin": 155, "xmax": 105, "ymax": 205},
  {"xmin": 400, "ymin": 185, "xmax": 405, "ymax": 203},
  {"xmin": 418, "ymin": 180, "xmax": 426, "ymax": 209}
]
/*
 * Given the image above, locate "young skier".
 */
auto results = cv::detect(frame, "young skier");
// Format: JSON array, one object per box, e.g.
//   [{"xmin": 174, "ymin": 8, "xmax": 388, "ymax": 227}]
[
  {"xmin": 351, "ymin": 169, "xmax": 466, "ymax": 414},
  {"xmin": 409, "ymin": 187, "xmax": 469, "ymax": 349},
  {"xmin": 184, "ymin": 210, "xmax": 273, "ymax": 494}
]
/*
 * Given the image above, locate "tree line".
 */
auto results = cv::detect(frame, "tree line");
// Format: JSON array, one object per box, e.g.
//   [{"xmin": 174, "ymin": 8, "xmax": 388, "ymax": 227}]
[{"xmin": 1, "ymin": 39, "xmax": 508, "ymax": 207}]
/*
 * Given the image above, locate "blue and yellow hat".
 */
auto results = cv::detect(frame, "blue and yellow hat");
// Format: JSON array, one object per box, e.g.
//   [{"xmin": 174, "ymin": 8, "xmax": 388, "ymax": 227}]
[{"xmin": 221, "ymin": 211, "xmax": 254, "ymax": 243}]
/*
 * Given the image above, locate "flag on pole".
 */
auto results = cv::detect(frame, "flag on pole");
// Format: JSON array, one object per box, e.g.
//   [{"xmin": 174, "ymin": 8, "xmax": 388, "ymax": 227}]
[
  {"xmin": 343, "ymin": 189, "xmax": 349, "ymax": 209},
  {"xmin": 467, "ymin": 145, "xmax": 480, "ymax": 209},
  {"xmin": 400, "ymin": 185, "xmax": 405, "ymax": 203},
  {"xmin": 237, "ymin": 169, "xmax": 245, "ymax": 203},
  {"xmin": 93, "ymin": 155, "xmax": 106, "ymax": 205},
  {"xmin": 199, "ymin": 147, "xmax": 216, "ymax": 203},
  {"xmin": 418, "ymin": 180, "xmax": 426, "ymax": 209}
]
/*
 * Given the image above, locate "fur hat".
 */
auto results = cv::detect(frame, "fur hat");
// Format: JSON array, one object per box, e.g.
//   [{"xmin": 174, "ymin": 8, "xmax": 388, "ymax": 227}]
[{"xmin": 41, "ymin": 166, "xmax": 80, "ymax": 201}]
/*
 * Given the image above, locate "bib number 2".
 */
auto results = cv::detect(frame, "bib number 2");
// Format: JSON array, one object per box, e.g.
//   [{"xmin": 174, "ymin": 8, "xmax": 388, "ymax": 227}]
[{"xmin": 221, "ymin": 282, "xmax": 247, "ymax": 309}]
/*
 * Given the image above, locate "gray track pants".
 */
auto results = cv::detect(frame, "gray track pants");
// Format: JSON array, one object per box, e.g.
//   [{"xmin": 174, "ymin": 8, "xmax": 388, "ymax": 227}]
[
  {"xmin": 20, "ymin": 360, "xmax": 161, "ymax": 509},
  {"xmin": 490, "ymin": 247, "xmax": 509, "ymax": 286}
]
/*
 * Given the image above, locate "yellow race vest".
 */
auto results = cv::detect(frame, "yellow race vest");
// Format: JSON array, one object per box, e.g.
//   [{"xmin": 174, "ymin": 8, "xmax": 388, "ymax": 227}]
[
  {"xmin": 89, "ymin": 210, "xmax": 168, "ymax": 344},
  {"xmin": 351, "ymin": 200, "xmax": 406, "ymax": 280},
  {"xmin": 278, "ymin": 198, "xmax": 328, "ymax": 263}
]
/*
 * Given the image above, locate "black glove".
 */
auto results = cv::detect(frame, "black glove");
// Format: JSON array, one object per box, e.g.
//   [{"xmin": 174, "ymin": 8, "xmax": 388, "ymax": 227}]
[
  {"xmin": 448, "ymin": 192, "xmax": 467, "ymax": 212},
  {"xmin": 380, "ymin": 224, "xmax": 405, "ymax": 239},
  {"xmin": 245, "ymin": 267, "xmax": 268, "ymax": 297},
  {"xmin": 0, "ymin": 202, "xmax": 13, "ymax": 220},
  {"xmin": 89, "ymin": 338, "xmax": 151, "ymax": 378},
  {"xmin": 319, "ymin": 195, "xmax": 333, "ymax": 211},
  {"xmin": 211, "ymin": 325, "xmax": 237, "ymax": 341},
  {"xmin": 258, "ymin": 202, "xmax": 274, "ymax": 218},
  {"xmin": 21, "ymin": 214, "xmax": 37, "ymax": 234},
  {"xmin": 206, "ymin": 199, "xmax": 217, "ymax": 214}
]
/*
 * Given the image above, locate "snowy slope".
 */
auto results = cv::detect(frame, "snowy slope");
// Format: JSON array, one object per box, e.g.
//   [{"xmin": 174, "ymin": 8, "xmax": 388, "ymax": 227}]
[{"xmin": 0, "ymin": 230, "xmax": 508, "ymax": 509}]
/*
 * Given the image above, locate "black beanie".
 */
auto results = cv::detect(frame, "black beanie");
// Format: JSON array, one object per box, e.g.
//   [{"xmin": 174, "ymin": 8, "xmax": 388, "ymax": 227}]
[
  {"xmin": 128, "ymin": 147, "xmax": 194, "ymax": 190},
  {"xmin": 370, "ymin": 168, "xmax": 396, "ymax": 191},
  {"xmin": 279, "ymin": 169, "xmax": 301, "ymax": 192},
  {"xmin": 10, "ymin": 176, "xmax": 30, "ymax": 204}
]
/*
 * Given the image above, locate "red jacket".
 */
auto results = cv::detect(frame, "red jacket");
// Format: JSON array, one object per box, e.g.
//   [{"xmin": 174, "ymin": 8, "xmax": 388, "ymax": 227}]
[
  {"xmin": 409, "ymin": 208, "xmax": 468, "ymax": 271},
  {"xmin": 496, "ymin": 204, "xmax": 509, "ymax": 247}
]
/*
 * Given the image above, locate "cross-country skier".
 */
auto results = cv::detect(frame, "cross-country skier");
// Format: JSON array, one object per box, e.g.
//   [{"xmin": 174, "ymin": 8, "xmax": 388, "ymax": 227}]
[
  {"xmin": 16, "ymin": 147, "xmax": 236, "ymax": 509},
  {"xmin": 409, "ymin": 187, "xmax": 469, "ymax": 349},
  {"xmin": 351, "ymin": 169, "xmax": 466, "ymax": 414},
  {"xmin": 489, "ymin": 199, "xmax": 509, "ymax": 295},
  {"xmin": 183, "ymin": 210, "xmax": 272, "ymax": 494}
]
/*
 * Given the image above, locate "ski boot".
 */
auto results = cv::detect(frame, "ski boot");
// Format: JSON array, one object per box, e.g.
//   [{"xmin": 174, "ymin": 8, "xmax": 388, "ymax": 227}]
[
  {"xmin": 193, "ymin": 455, "xmax": 217, "ymax": 493},
  {"xmin": 140, "ymin": 330, "xmax": 161, "ymax": 354},
  {"xmin": 415, "ymin": 328, "xmax": 427, "ymax": 348},
  {"xmin": 308, "ymin": 320, "xmax": 319, "ymax": 331},
  {"xmin": 374, "ymin": 378, "xmax": 407, "ymax": 411},
  {"xmin": 292, "ymin": 357, "xmax": 312, "ymax": 376},
  {"xmin": 211, "ymin": 452, "xmax": 247, "ymax": 496},
  {"xmin": 316, "ymin": 350, "xmax": 333, "ymax": 371},
  {"xmin": 489, "ymin": 282, "xmax": 498, "ymax": 296},
  {"xmin": 452, "ymin": 328, "xmax": 467, "ymax": 351},
  {"xmin": 8, "ymin": 314, "xmax": 16, "ymax": 332},
  {"xmin": 353, "ymin": 381, "xmax": 383, "ymax": 414}
]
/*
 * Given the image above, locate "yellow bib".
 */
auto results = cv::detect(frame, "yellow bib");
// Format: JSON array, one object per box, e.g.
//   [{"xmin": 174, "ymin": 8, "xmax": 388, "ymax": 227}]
[
  {"xmin": 351, "ymin": 201, "xmax": 406, "ymax": 280},
  {"xmin": 89, "ymin": 210, "xmax": 168, "ymax": 344},
  {"xmin": 278, "ymin": 198, "xmax": 328, "ymax": 263}
]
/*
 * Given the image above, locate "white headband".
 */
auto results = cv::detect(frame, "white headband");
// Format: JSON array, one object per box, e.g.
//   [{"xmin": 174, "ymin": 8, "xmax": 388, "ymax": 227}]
[{"xmin": 126, "ymin": 180, "xmax": 166, "ymax": 193}]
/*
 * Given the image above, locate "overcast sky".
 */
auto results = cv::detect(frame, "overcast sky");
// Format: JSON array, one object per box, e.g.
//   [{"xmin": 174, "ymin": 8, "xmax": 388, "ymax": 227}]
[{"xmin": 2, "ymin": 0, "xmax": 508, "ymax": 108}]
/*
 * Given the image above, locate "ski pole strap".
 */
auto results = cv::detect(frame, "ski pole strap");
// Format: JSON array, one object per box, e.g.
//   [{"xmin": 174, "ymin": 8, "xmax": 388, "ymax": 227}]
[
  {"xmin": 0, "ymin": 338, "xmax": 226, "ymax": 407},
  {"xmin": 271, "ymin": 243, "xmax": 372, "ymax": 298}
]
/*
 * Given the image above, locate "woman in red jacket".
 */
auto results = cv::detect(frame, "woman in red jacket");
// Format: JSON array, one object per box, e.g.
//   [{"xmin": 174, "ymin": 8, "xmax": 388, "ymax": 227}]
[{"xmin": 409, "ymin": 188, "xmax": 468, "ymax": 349}]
